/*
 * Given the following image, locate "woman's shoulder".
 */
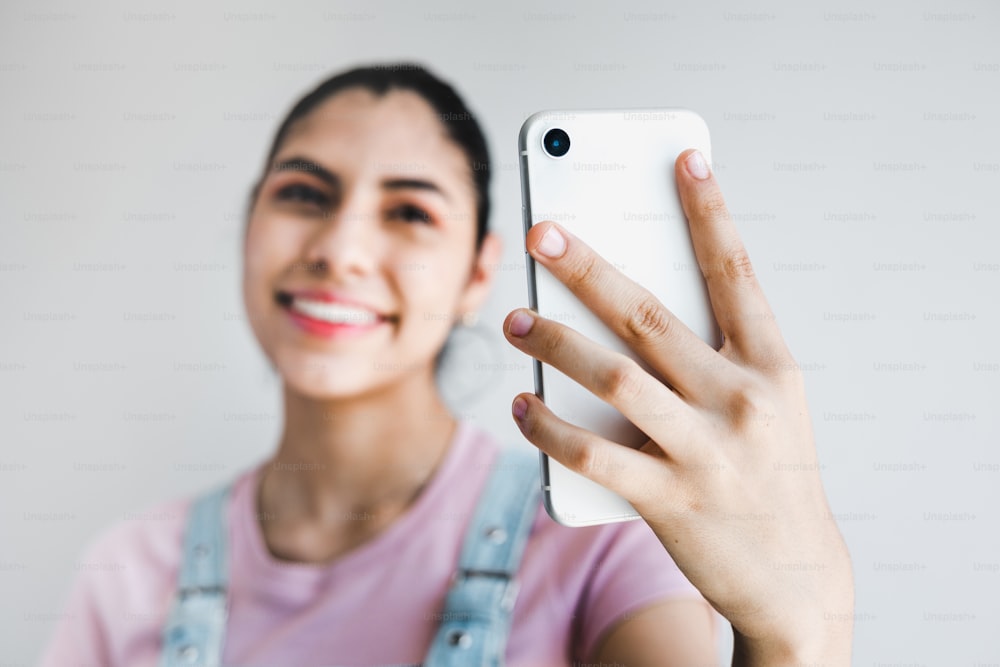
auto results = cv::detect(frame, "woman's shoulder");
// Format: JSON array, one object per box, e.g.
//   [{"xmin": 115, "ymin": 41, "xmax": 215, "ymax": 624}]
[
  {"xmin": 39, "ymin": 471, "xmax": 258, "ymax": 667},
  {"xmin": 80, "ymin": 490, "xmax": 193, "ymax": 581},
  {"xmin": 81, "ymin": 467, "xmax": 256, "ymax": 576}
]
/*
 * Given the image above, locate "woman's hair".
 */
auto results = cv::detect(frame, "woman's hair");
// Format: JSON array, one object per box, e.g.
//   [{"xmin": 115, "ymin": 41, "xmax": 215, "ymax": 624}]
[{"xmin": 246, "ymin": 62, "xmax": 492, "ymax": 250}]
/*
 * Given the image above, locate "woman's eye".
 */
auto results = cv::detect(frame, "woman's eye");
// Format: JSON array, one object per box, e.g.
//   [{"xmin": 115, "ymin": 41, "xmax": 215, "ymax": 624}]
[
  {"xmin": 388, "ymin": 204, "xmax": 432, "ymax": 225},
  {"xmin": 275, "ymin": 183, "xmax": 330, "ymax": 208}
]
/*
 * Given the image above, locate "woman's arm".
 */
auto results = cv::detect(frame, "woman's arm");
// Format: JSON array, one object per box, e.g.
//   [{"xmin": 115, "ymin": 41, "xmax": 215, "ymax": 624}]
[
  {"xmin": 504, "ymin": 148, "xmax": 854, "ymax": 666},
  {"xmin": 592, "ymin": 597, "xmax": 718, "ymax": 666}
]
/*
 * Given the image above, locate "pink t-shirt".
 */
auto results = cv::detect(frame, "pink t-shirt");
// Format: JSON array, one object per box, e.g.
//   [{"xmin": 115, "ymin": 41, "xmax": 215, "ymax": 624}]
[{"xmin": 38, "ymin": 419, "xmax": 709, "ymax": 666}]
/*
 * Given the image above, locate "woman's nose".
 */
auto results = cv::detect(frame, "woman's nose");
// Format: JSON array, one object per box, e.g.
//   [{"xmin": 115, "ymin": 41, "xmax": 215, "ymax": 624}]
[{"xmin": 301, "ymin": 197, "xmax": 381, "ymax": 280}]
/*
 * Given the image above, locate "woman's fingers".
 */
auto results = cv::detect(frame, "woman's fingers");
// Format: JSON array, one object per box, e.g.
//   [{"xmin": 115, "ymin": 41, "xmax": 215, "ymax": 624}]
[
  {"xmin": 524, "ymin": 220, "xmax": 736, "ymax": 406},
  {"xmin": 503, "ymin": 308, "xmax": 701, "ymax": 458},
  {"xmin": 674, "ymin": 149, "xmax": 792, "ymax": 373},
  {"xmin": 509, "ymin": 391, "xmax": 671, "ymax": 504},
  {"xmin": 504, "ymin": 147, "xmax": 855, "ymax": 658}
]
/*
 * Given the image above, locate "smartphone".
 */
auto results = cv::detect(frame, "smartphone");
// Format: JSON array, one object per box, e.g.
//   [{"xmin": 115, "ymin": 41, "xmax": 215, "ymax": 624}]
[{"xmin": 518, "ymin": 108, "xmax": 723, "ymax": 527}]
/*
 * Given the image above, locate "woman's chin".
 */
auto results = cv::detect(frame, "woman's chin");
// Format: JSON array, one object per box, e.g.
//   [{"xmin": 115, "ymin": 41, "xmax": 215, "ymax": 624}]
[
  {"xmin": 281, "ymin": 374, "xmax": 381, "ymax": 402},
  {"xmin": 271, "ymin": 352, "xmax": 376, "ymax": 400},
  {"xmin": 277, "ymin": 359, "xmax": 435, "ymax": 405},
  {"xmin": 268, "ymin": 344, "xmax": 438, "ymax": 403}
]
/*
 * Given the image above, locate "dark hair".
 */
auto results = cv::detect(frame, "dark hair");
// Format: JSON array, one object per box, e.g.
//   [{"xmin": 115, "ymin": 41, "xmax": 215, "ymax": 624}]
[{"xmin": 247, "ymin": 62, "xmax": 491, "ymax": 250}]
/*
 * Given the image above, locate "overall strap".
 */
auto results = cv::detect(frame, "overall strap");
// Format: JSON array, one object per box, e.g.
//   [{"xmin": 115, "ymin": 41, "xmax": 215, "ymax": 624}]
[
  {"xmin": 159, "ymin": 484, "xmax": 232, "ymax": 667},
  {"xmin": 423, "ymin": 446, "xmax": 542, "ymax": 667}
]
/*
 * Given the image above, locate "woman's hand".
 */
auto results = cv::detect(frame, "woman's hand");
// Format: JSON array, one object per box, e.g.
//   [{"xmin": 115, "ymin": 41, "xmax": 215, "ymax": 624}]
[{"xmin": 504, "ymin": 149, "xmax": 854, "ymax": 665}]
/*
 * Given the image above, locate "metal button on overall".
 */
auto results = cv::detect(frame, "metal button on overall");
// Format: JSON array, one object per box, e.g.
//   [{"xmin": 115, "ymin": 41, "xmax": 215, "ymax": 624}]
[
  {"xmin": 177, "ymin": 644, "xmax": 199, "ymax": 663},
  {"xmin": 484, "ymin": 526, "xmax": 507, "ymax": 544},
  {"xmin": 446, "ymin": 630, "xmax": 473, "ymax": 649}
]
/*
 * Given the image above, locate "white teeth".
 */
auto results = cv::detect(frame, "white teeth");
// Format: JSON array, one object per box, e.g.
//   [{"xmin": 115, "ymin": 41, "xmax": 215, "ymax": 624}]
[{"xmin": 290, "ymin": 298, "xmax": 380, "ymax": 325}]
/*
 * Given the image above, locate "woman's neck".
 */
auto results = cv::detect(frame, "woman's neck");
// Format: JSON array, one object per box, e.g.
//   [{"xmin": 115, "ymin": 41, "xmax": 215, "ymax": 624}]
[{"xmin": 256, "ymin": 370, "xmax": 459, "ymax": 562}]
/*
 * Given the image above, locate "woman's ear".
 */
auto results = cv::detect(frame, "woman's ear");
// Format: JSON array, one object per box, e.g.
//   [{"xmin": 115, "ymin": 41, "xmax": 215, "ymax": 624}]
[{"xmin": 457, "ymin": 232, "xmax": 504, "ymax": 316}]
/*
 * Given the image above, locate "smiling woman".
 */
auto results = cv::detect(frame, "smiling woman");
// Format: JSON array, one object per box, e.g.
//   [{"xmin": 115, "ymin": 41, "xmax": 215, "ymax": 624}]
[{"xmin": 37, "ymin": 63, "xmax": 718, "ymax": 667}]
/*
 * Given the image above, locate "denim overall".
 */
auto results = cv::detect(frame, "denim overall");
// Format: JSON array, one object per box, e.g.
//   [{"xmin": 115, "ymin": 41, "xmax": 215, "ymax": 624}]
[{"xmin": 158, "ymin": 446, "xmax": 542, "ymax": 667}]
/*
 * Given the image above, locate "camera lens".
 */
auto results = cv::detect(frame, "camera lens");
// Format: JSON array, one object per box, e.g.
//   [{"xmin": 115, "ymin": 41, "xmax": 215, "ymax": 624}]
[{"xmin": 542, "ymin": 128, "xmax": 570, "ymax": 158}]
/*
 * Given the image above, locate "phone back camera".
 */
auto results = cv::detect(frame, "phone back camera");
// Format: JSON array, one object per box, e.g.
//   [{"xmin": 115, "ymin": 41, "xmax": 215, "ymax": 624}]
[{"xmin": 543, "ymin": 128, "xmax": 570, "ymax": 158}]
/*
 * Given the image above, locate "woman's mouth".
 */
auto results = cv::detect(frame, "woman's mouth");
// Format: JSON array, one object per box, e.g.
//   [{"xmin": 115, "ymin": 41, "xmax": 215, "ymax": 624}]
[{"xmin": 275, "ymin": 290, "xmax": 396, "ymax": 339}]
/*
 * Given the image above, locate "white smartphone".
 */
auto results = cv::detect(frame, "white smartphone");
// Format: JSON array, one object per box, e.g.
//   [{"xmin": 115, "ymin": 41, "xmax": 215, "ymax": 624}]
[{"xmin": 518, "ymin": 108, "xmax": 723, "ymax": 527}]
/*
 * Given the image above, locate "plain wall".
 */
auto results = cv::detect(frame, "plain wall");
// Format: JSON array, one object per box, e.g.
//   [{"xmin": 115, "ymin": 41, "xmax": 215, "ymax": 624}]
[{"xmin": 1, "ymin": 0, "xmax": 998, "ymax": 664}]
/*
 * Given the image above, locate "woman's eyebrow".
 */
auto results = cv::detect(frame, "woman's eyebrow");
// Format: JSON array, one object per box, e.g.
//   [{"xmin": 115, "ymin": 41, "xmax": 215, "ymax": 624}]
[
  {"xmin": 381, "ymin": 177, "xmax": 450, "ymax": 202},
  {"xmin": 272, "ymin": 157, "xmax": 339, "ymax": 188},
  {"xmin": 272, "ymin": 156, "xmax": 451, "ymax": 202}
]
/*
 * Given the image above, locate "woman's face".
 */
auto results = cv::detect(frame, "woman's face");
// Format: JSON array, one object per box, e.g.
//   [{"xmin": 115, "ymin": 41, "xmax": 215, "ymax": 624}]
[{"xmin": 243, "ymin": 87, "xmax": 500, "ymax": 400}]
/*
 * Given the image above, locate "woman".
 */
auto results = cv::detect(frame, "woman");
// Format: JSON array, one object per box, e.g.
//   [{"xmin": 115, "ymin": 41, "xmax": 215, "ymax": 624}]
[{"xmin": 39, "ymin": 63, "xmax": 853, "ymax": 666}]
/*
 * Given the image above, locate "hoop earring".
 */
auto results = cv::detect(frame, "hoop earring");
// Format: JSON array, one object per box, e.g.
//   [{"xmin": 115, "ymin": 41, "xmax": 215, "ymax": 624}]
[
  {"xmin": 460, "ymin": 311, "xmax": 479, "ymax": 328},
  {"xmin": 436, "ymin": 312, "xmax": 501, "ymax": 407}
]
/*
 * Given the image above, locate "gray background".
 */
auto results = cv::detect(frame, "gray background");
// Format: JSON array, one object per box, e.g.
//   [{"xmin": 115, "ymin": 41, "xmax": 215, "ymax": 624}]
[{"xmin": 1, "ymin": 0, "xmax": 998, "ymax": 664}]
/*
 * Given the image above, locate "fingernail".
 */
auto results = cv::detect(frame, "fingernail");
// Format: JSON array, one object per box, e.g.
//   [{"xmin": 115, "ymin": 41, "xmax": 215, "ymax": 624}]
[
  {"xmin": 509, "ymin": 310, "xmax": 535, "ymax": 337},
  {"xmin": 535, "ymin": 225, "xmax": 566, "ymax": 258},
  {"xmin": 512, "ymin": 396, "xmax": 528, "ymax": 421},
  {"xmin": 685, "ymin": 150, "xmax": 711, "ymax": 180}
]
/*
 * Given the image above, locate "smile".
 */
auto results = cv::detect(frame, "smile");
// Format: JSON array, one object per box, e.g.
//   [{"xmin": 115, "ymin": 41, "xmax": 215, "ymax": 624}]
[
  {"xmin": 276, "ymin": 291, "xmax": 395, "ymax": 339},
  {"xmin": 289, "ymin": 297, "xmax": 380, "ymax": 325}
]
